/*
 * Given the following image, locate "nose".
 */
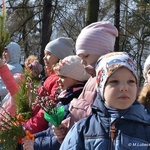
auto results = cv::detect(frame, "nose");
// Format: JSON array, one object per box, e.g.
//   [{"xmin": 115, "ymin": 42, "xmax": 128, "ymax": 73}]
[
  {"xmin": 57, "ymin": 78, "xmax": 61, "ymax": 85},
  {"xmin": 120, "ymin": 82, "xmax": 128, "ymax": 92},
  {"xmin": 81, "ymin": 59, "xmax": 87, "ymax": 66},
  {"xmin": 43, "ymin": 57, "xmax": 46, "ymax": 62}
]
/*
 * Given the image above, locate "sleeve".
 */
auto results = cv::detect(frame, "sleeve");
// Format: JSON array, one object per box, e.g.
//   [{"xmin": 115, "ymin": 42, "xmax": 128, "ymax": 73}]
[
  {"xmin": 0, "ymin": 80, "xmax": 8, "ymax": 99},
  {"xmin": 23, "ymin": 108, "xmax": 48, "ymax": 134},
  {"xmin": 0, "ymin": 65, "xmax": 19, "ymax": 96},
  {"xmin": 23, "ymin": 75, "xmax": 59, "ymax": 134},
  {"xmin": 33, "ymin": 128, "xmax": 61, "ymax": 150},
  {"xmin": 34, "ymin": 129, "xmax": 48, "ymax": 138},
  {"xmin": 60, "ymin": 123, "xmax": 84, "ymax": 150},
  {"xmin": 68, "ymin": 77, "xmax": 96, "ymax": 128},
  {"xmin": 38, "ymin": 75, "xmax": 58, "ymax": 96}
]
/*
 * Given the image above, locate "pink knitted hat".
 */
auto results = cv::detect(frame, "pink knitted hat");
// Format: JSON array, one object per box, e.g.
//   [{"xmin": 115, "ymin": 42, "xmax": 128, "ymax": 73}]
[{"xmin": 76, "ymin": 21, "xmax": 118, "ymax": 55}]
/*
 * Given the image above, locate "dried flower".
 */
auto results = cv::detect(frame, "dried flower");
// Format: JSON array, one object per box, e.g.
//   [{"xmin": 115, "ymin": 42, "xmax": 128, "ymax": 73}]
[{"xmin": 0, "ymin": 106, "xmax": 34, "ymax": 150}]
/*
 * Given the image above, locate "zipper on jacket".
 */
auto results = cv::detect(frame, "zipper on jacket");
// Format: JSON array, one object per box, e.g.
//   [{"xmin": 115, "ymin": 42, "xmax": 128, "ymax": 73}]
[{"xmin": 110, "ymin": 120, "xmax": 117, "ymax": 150}]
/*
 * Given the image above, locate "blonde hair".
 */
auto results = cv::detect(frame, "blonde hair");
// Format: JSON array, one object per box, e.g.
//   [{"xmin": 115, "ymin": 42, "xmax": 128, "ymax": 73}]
[{"xmin": 25, "ymin": 55, "xmax": 38, "ymax": 70}]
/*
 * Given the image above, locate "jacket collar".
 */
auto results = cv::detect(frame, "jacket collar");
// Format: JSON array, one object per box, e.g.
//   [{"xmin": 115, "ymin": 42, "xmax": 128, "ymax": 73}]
[{"xmin": 92, "ymin": 93, "xmax": 150, "ymax": 125}]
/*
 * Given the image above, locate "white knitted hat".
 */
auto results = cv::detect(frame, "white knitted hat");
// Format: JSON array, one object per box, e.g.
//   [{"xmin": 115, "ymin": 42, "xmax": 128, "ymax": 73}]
[
  {"xmin": 54, "ymin": 55, "xmax": 90, "ymax": 81},
  {"xmin": 143, "ymin": 55, "xmax": 150, "ymax": 83},
  {"xmin": 45, "ymin": 37, "xmax": 75, "ymax": 59},
  {"xmin": 76, "ymin": 21, "xmax": 118, "ymax": 55}
]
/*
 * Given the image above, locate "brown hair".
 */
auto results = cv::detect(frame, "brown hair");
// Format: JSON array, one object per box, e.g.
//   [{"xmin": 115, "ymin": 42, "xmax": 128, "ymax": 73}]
[{"xmin": 138, "ymin": 84, "xmax": 150, "ymax": 109}]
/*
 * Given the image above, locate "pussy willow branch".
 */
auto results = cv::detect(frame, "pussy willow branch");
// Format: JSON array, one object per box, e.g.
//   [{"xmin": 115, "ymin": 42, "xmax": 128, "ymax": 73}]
[{"xmin": 0, "ymin": 105, "xmax": 21, "ymax": 129}]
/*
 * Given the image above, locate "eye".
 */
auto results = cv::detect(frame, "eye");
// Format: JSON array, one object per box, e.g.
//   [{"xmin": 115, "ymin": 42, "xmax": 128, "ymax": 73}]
[
  {"xmin": 85, "ymin": 55, "xmax": 89, "ymax": 58},
  {"xmin": 107, "ymin": 80, "xmax": 119, "ymax": 85},
  {"xmin": 47, "ymin": 53, "xmax": 51, "ymax": 56},
  {"xmin": 60, "ymin": 76, "xmax": 66, "ymax": 79},
  {"xmin": 128, "ymin": 80, "xmax": 136, "ymax": 85},
  {"xmin": 81, "ymin": 54, "xmax": 89, "ymax": 59}
]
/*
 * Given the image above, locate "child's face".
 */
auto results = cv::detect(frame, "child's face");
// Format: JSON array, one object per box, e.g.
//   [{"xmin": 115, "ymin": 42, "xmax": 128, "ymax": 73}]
[
  {"xmin": 57, "ymin": 76, "xmax": 77, "ymax": 90},
  {"xmin": 3, "ymin": 49, "xmax": 10, "ymax": 63},
  {"xmin": 147, "ymin": 69, "xmax": 150, "ymax": 83},
  {"xmin": 78, "ymin": 53, "xmax": 100, "ymax": 67},
  {"xmin": 104, "ymin": 67, "xmax": 137, "ymax": 110},
  {"xmin": 43, "ymin": 51, "xmax": 59, "ymax": 74}
]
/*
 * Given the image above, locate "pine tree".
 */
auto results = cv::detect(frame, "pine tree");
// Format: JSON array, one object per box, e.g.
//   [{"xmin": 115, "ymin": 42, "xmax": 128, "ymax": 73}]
[{"xmin": 0, "ymin": 0, "xmax": 10, "ymax": 57}]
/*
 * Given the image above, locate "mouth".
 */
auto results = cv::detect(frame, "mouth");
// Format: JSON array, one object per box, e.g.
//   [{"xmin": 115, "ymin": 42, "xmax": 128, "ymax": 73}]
[{"xmin": 118, "ymin": 96, "xmax": 129, "ymax": 100}]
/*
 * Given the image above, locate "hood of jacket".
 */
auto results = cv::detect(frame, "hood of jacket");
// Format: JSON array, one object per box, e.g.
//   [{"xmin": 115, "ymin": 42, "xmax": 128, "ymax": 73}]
[
  {"xmin": 5, "ymin": 42, "xmax": 22, "ymax": 74},
  {"xmin": 6, "ymin": 42, "xmax": 21, "ymax": 64}
]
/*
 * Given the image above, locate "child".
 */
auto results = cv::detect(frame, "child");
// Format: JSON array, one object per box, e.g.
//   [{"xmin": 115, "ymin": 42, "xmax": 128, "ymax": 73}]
[
  {"xmin": 22, "ymin": 55, "xmax": 90, "ymax": 150},
  {"xmin": 3, "ymin": 42, "xmax": 23, "ymax": 74},
  {"xmin": 23, "ymin": 37, "xmax": 74, "ymax": 134},
  {"xmin": 53, "ymin": 21, "xmax": 118, "ymax": 143},
  {"xmin": 143, "ymin": 54, "xmax": 150, "ymax": 84},
  {"xmin": 24, "ymin": 55, "xmax": 38, "ymax": 71},
  {"xmin": 138, "ymin": 84, "xmax": 150, "ymax": 110},
  {"xmin": 0, "ymin": 58, "xmax": 23, "ymax": 117},
  {"xmin": 0, "ymin": 42, "xmax": 23, "ymax": 100},
  {"xmin": 24, "ymin": 55, "xmax": 43, "ymax": 80},
  {"xmin": 60, "ymin": 52, "xmax": 150, "ymax": 149},
  {"xmin": 138, "ymin": 55, "xmax": 150, "ymax": 110}
]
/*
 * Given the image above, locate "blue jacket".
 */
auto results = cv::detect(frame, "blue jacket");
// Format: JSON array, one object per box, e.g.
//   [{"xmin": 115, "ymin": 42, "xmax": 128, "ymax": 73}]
[{"xmin": 60, "ymin": 94, "xmax": 150, "ymax": 150}]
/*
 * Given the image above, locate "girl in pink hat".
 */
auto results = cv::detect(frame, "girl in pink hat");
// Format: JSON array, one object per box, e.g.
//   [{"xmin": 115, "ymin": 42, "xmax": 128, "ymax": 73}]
[{"xmin": 53, "ymin": 21, "xmax": 118, "ymax": 143}]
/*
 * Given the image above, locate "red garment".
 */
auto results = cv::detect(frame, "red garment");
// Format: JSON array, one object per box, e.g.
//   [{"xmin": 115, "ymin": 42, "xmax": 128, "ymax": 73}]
[{"xmin": 24, "ymin": 73, "xmax": 59, "ymax": 134}]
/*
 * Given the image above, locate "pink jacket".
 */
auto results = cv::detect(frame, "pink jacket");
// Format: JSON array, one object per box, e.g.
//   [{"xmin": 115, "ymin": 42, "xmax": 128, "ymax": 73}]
[
  {"xmin": 67, "ymin": 76, "xmax": 97, "ymax": 129},
  {"xmin": 0, "ymin": 65, "xmax": 23, "ymax": 116}
]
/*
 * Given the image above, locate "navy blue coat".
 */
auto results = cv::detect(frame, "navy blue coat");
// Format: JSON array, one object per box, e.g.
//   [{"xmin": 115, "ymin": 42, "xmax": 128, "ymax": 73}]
[{"xmin": 60, "ymin": 94, "xmax": 150, "ymax": 150}]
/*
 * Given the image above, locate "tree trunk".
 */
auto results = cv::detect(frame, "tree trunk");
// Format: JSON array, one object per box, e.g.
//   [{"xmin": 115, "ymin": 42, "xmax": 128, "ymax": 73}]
[
  {"xmin": 40, "ymin": 0, "xmax": 53, "ymax": 76},
  {"xmin": 86, "ymin": 0, "xmax": 99, "ymax": 26},
  {"xmin": 114, "ymin": 0, "xmax": 120, "ymax": 52}
]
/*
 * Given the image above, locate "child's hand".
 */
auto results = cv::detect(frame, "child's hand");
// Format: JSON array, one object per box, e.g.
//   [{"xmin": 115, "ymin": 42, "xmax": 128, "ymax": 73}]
[
  {"xmin": 22, "ymin": 138, "xmax": 34, "ymax": 150},
  {"xmin": 0, "ymin": 58, "xmax": 5, "ymax": 67},
  {"xmin": 52, "ymin": 119, "xmax": 68, "ymax": 143}
]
